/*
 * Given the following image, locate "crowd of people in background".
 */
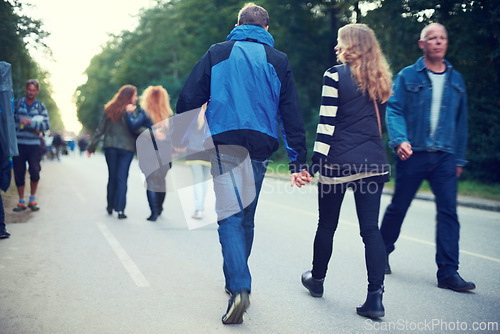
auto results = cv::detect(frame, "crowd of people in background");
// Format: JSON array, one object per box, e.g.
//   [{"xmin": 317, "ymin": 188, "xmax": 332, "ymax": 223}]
[{"xmin": 0, "ymin": 2, "xmax": 474, "ymax": 327}]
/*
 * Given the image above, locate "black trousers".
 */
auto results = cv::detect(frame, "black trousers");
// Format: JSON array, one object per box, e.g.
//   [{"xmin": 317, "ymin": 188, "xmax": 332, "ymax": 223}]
[{"xmin": 312, "ymin": 180, "xmax": 385, "ymax": 292}]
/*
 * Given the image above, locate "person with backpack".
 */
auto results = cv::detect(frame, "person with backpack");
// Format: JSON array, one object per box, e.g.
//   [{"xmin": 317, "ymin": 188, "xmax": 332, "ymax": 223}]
[{"xmin": 12, "ymin": 79, "xmax": 50, "ymax": 212}]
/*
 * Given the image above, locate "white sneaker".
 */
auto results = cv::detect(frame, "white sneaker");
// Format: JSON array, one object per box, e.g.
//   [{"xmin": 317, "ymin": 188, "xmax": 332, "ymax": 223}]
[{"xmin": 192, "ymin": 210, "xmax": 203, "ymax": 219}]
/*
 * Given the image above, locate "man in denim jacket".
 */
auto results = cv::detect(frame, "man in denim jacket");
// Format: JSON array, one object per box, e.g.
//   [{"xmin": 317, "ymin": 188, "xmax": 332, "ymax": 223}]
[{"xmin": 380, "ymin": 23, "xmax": 474, "ymax": 292}]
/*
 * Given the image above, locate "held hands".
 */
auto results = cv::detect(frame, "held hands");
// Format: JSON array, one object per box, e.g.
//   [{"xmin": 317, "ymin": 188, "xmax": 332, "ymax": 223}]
[
  {"xmin": 291, "ymin": 169, "xmax": 314, "ymax": 188},
  {"xmin": 86, "ymin": 150, "xmax": 93, "ymax": 158},
  {"xmin": 397, "ymin": 142, "xmax": 413, "ymax": 161}
]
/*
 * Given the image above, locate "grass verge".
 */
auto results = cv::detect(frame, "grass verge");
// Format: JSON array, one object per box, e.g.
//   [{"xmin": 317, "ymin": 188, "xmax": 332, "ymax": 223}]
[
  {"xmin": 3, "ymin": 180, "xmax": 33, "ymax": 225},
  {"xmin": 266, "ymin": 161, "xmax": 500, "ymax": 201}
]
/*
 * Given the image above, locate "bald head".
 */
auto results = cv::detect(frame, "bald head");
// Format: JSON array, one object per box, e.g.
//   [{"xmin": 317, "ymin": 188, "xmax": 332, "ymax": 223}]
[{"xmin": 420, "ymin": 23, "xmax": 447, "ymax": 41}]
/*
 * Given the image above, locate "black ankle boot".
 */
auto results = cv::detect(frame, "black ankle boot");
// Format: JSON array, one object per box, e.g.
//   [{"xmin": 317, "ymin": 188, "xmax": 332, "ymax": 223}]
[
  {"xmin": 301, "ymin": 271, "xmax": 324, "ymax": 297},
  {"xmin": 156, "ymin": 192, "xmax": 166, "ymax": 216},
  {"xmin": 146, "ymin": 190, "xmax": 160, "ymax": 221},
  {"xmin": 356, "ymin": 287, "xmax": 385, "ymax": 318}
]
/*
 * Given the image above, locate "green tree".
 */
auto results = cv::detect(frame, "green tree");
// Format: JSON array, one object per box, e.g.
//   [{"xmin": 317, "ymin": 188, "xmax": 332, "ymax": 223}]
[
  {"xmin": 0, "ymin": 0, "xmax": 64, "ymax": 132},
  {"xmin": 364, "ymin": 0, "xmax": 500, "ymax": 182},
  {"xmin": 75, "ymin": 0, "xmax": 499, "ymax": 182}
]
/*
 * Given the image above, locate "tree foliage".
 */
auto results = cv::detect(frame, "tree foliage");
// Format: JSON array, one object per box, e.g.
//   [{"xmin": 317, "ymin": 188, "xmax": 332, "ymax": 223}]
[
  {"xmin": 75, "ymin": 0, "xmax": 499, "ymax": 182},
  {"xmin": 364, "ymin": 0, "xmax": 500, "ymax": 182},
  {"xmin": 0, "ymin": 0, "xmax": 64, "ymax": 131}
]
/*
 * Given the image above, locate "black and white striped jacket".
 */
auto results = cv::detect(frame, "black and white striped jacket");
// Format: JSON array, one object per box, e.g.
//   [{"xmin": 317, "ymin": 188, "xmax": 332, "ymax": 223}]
[{"xmin": 309, "ymin": 65, "xmax": 390, "ymax": 184}]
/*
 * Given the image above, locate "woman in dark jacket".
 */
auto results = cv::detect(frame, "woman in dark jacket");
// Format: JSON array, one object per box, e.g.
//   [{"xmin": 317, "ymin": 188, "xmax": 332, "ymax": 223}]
[
  {"xmin": 300, "ymin": 24, "xmax": 393, "ymax": 318},
  {"xmin": 126, "ymin": 85, "xmax": 173, "ymax": 221},
  {"xmin": 86, "ymin": 85, "xmax": 138, "ymax": 219}
]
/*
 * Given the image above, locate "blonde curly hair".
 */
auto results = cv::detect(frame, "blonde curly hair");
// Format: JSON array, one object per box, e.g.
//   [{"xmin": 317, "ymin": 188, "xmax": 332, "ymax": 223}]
[
  {"xmin": 337, "ymin": 24, "xmax": 392, "ymax": 103},
  {"xmin": 140, "ymin": 85, "xmax": 173, "ymax": 125}
]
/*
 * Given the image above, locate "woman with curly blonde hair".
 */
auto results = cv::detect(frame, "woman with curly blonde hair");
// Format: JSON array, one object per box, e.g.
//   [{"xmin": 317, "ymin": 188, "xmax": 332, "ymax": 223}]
[
  {"xmin": 300, "ymin": 24, "xmax": 392, "ymax": 318},
  {"xmin": 87, "ymin": 85, "xmax": 138, "ymax": 219},
  {"xmin": 127, "ymin": 85, "xmax": 173, "ymax": 221}
]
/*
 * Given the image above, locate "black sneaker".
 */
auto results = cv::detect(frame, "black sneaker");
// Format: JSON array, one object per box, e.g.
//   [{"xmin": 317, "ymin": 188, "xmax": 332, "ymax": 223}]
[
  {"xmin": 117, "ymin": 212, "xmax": 127, "ymax": 219},
  {"xmin": 0, "ymin": 229, "xmax": 10, "ymax": 239},
  {"xmin": 222, "ymin": 290, "xmax": 250, "ymax": 325}
]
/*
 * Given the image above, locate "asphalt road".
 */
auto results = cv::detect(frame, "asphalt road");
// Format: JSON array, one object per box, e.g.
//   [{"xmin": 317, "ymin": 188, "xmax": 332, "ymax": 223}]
[{"xmin": 0, "ymin": 152, "xmax": 499, "ymax": 333}]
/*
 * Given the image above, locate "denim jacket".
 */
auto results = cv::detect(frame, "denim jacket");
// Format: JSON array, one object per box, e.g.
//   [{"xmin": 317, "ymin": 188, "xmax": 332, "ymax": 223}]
[{"xmin": 386, "ymin": 57, "xmax": 468, "ymax": 166}]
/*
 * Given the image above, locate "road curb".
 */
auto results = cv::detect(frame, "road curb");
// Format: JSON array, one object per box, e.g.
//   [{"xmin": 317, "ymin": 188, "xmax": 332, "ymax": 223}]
[{"xmin": 382, "ymin": 189, "xmax": 500, "ymax": 212}]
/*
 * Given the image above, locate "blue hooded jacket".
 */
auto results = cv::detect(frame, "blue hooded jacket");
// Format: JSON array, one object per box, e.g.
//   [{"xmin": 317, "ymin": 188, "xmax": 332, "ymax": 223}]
[{"xmin": 176, "ymin": 24, "xmax": 307, "ymax": 172}]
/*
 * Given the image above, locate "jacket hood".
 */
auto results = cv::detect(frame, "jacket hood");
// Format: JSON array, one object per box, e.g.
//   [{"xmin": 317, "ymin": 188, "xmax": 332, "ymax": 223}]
[{"xmin": 227, "ymin": 24, "xmax": 274, "ymax": 47}]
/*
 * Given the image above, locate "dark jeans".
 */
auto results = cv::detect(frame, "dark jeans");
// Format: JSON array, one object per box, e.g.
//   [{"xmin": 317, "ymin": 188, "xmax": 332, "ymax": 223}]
[
  {"xmin": 145, "ymin": 163, "xmax": 170, "ymax": 193},
  {"xmin": 0, "ymin": 158, "xmax": 10, "ymax": 231},
  {"xmin": 13, "ymin": 144, "xmax": 43, "ymax": 186},
  {"xmin": 380, "ymin": 151, "xmax": 459, "ymax": 280},
  {"xmin": 312, "ymin": 180, "xmax": 385, "ymax": 292},
  {"xmin": 210, "ymin": 149, "xmax": 268, "ymax": 295},
  {"xmin": 0, "ymin": 192, "xmax": 5, "ymax": 231},
  {"xmin": 104, "ymin": 148, "xmax": 134, "ymax": 212}
]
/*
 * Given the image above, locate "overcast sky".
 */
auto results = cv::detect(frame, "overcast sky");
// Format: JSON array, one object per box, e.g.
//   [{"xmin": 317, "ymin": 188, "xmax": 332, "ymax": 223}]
[{"xmin": 22, "ymin": 0, "xmax": 157, "ymax": 132}]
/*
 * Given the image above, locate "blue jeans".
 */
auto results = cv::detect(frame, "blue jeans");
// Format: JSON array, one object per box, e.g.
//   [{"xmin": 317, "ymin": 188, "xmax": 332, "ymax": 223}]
[
  {"xmin": 190, "ymin": 164, "xmax": 210, "ymax": 210},
  {"xmin": 313, "ymin": 180, "xmax": 385, "ymax": 292},
  {"xmin": 210, "ymin": 149, "xmax": 268, "ymax": 295},
  {"xmin": 380, "ymin": 151, "xmax": 459, "ymax": 280},
  {"xmin": 104, "ymin": 148, "xmax": 134, "ymax": 212}
]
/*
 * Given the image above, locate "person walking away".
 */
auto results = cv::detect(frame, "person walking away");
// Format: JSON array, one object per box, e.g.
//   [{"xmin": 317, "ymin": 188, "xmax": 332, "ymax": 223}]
[
  {"xmin": 380, "ymin": 23, "xmax": 474, "ymax": 292},
  {"xmin": 77, "ymin": 135, "xmax": 88, "ymax": 156},
  {"xmin": 175, "ymin": 3, "xmax": 309, "ymax": 324},
  {"xmin": 86, "ymin": 85, "xmax": 138, "ymax": 219},
  {"xmin": 12, "ymin": 79, "xmax": 50, "ymax": 212},
  {"xmin": 52, "ymin": 132, "xmax": 63, "ymax": 161},
  {"xmin": 126, "ymin": 85, "xmax": 173, "ymax": 222},
  {"xmin": 297, "ymin": 24, "xmax": 392, "ymax": 319},
  {"xmin": 0, "ymin": 62, "xmax": 19, "ymax": 238},
  {"xmin": 184, "ymin": 104, "xmax": 211, "ymax": 220}
]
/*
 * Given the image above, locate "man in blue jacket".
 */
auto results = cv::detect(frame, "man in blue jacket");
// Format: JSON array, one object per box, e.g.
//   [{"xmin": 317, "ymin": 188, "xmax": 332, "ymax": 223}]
[
  {"xmin": 176, "ymin": 3, "xmax": 309, "ymax": 324},
  {"xmin": 380, "ymin": 23, "xmax": 474, "ymax": 292}
]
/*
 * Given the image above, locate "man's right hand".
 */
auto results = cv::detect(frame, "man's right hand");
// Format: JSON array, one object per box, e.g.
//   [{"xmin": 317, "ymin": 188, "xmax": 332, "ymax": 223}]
[
  {"xmin": 291, "ymin": 169, "xmax": 313, "ymax": 188},
  {"xmin": 397, "ymin": 142, "xmax": 413, "ymax": 161}
]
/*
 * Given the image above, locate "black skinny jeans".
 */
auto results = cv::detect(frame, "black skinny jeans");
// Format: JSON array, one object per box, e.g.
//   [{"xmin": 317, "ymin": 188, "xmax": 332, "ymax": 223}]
[{"xmin": 312, "ymin": 180, "xmax": 385, "ymax": 292}]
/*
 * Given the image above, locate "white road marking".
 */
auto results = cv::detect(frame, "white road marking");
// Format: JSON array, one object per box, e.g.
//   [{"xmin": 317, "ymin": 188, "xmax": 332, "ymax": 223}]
[
  {"xmin": 96, "ymin": 221, "xmax": 151, "ymax": 287},
  {"xmin": 266, "ymin": 201, "xmax": 500, "ymax": 264}
]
